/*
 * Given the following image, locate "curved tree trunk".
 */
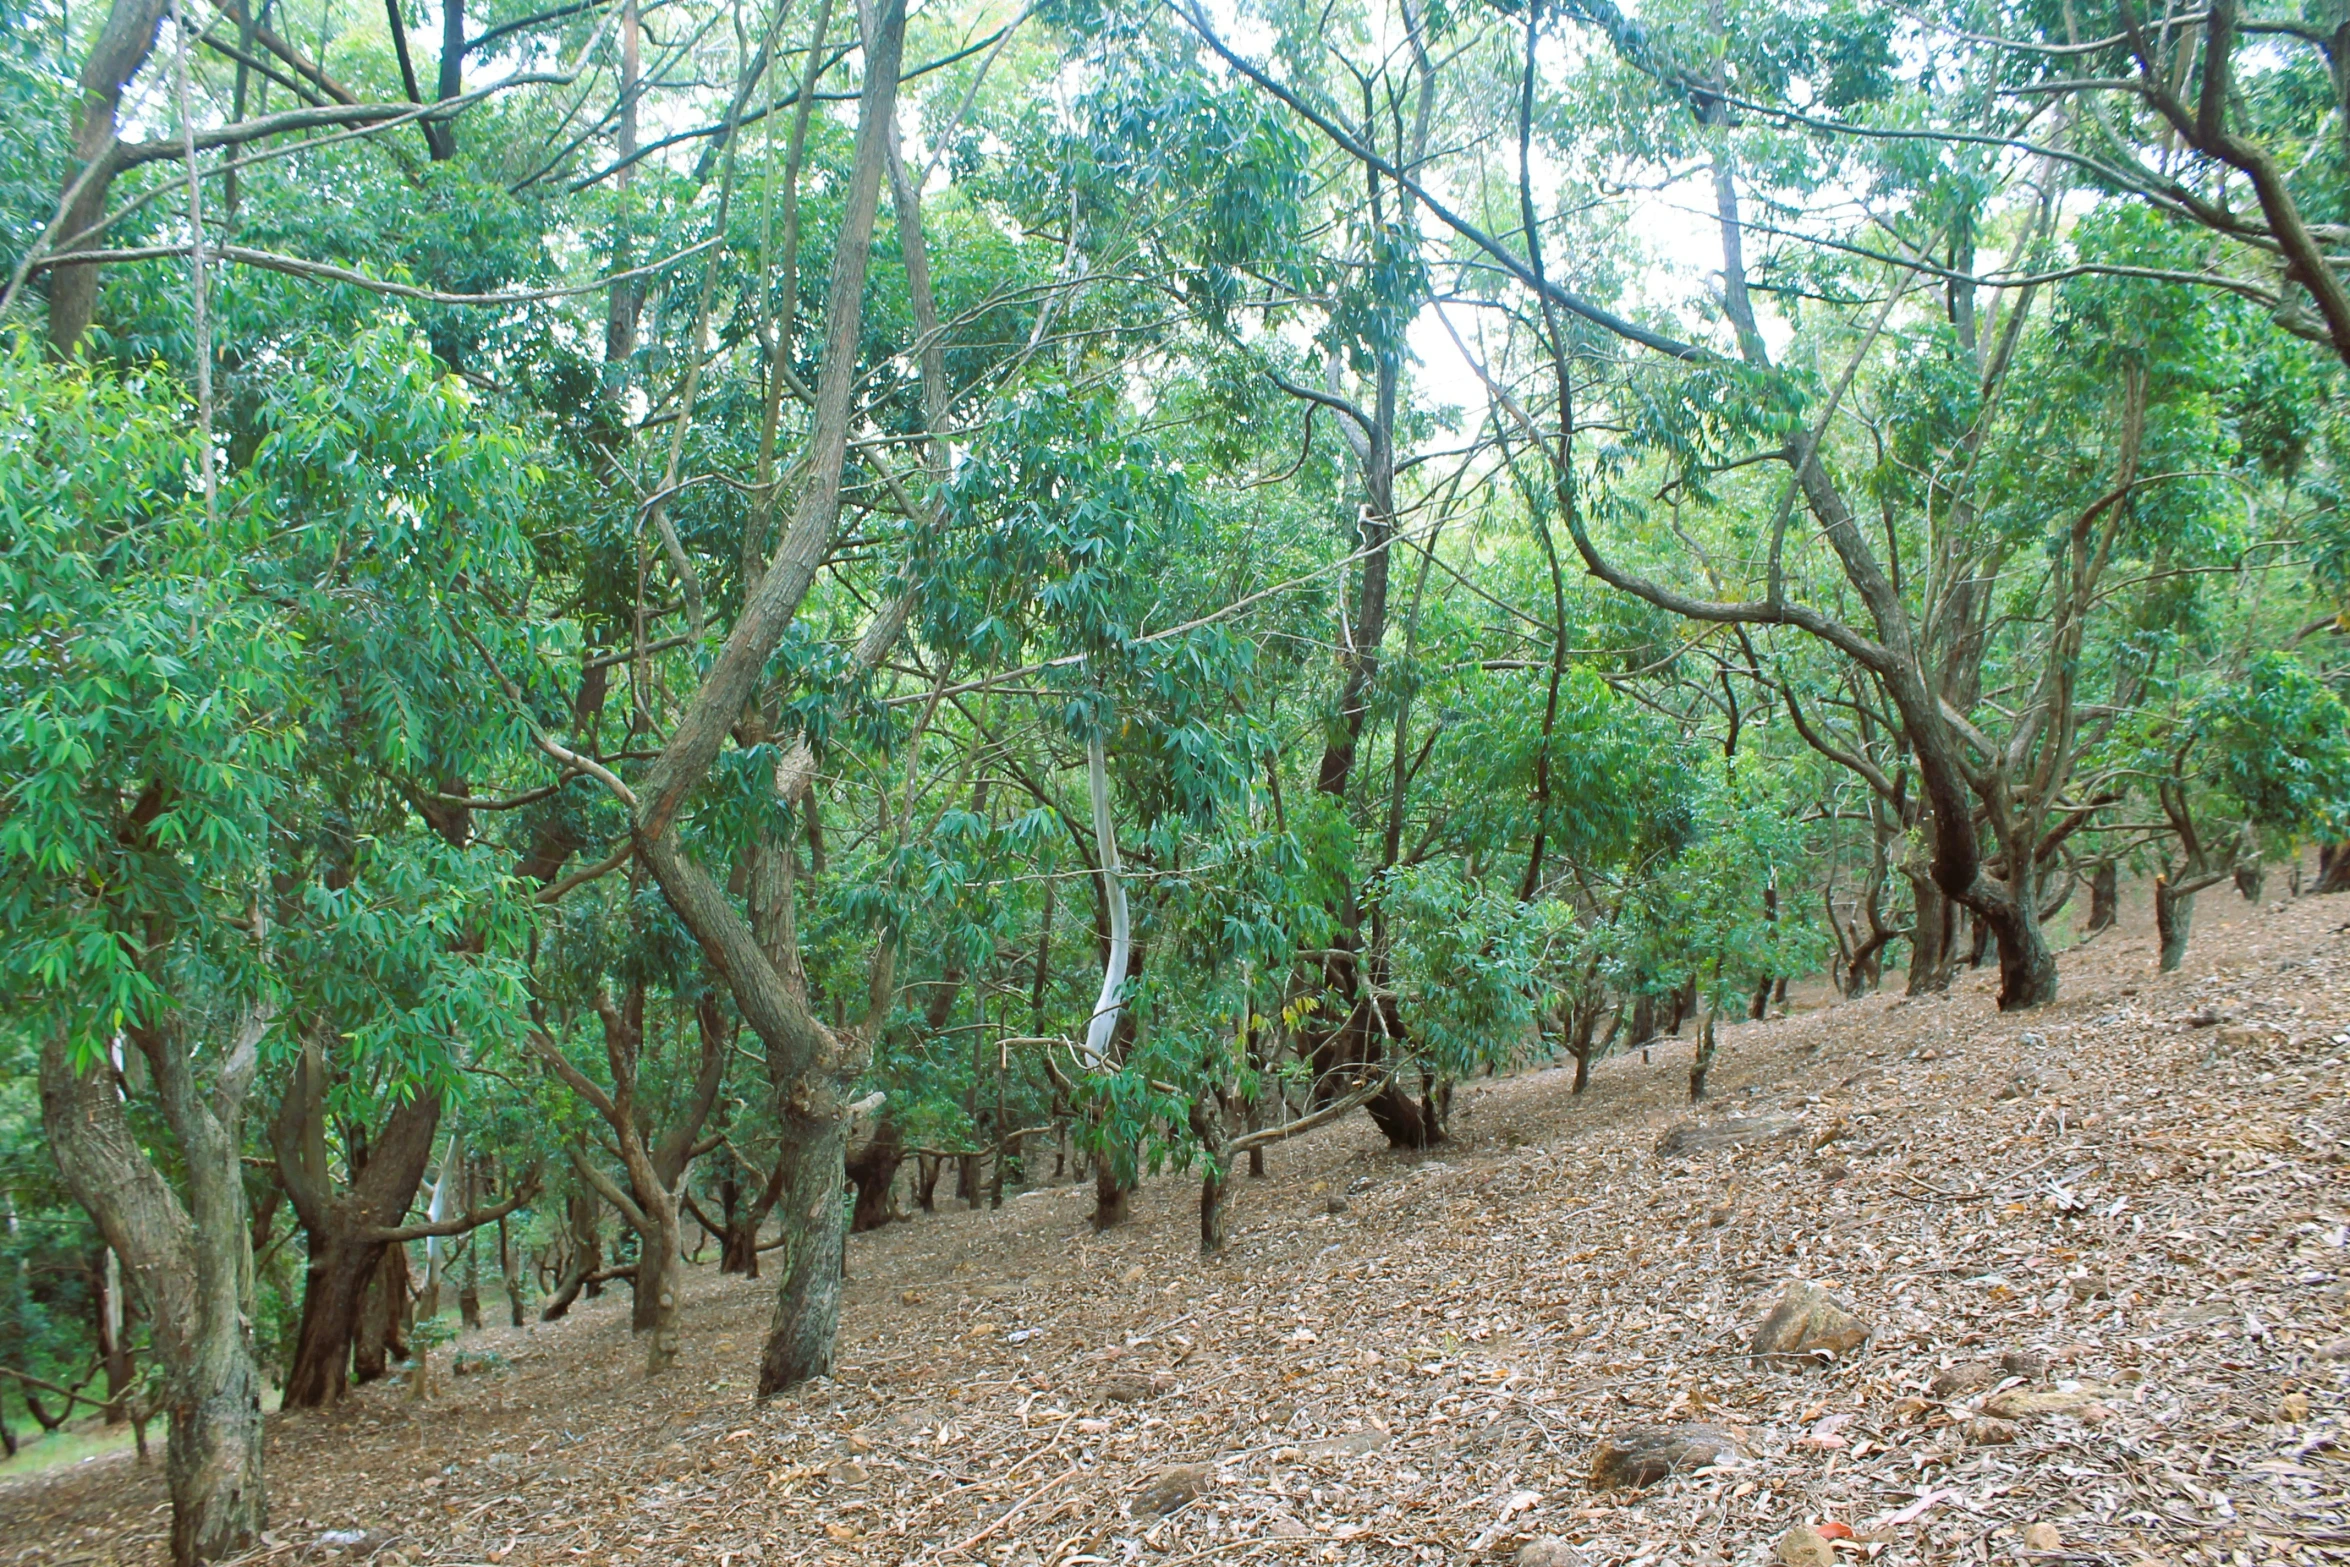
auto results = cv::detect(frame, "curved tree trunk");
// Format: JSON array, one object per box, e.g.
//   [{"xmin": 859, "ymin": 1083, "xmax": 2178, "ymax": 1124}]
[{"xmin": 538, "ymin": 1185, "xmax": 604, "ymax": 1320}]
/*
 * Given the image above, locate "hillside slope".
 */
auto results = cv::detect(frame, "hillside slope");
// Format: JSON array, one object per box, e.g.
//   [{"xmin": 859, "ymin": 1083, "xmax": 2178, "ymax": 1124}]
[{"xmin": 5, "ymin": 888, "xmax": 2346, "ymax": 1567}]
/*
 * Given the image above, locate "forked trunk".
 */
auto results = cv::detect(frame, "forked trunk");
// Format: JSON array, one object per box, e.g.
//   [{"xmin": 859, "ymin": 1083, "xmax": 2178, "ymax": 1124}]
[
  {"xmin": 281, "ymin": 1238, "xmax": 381, "ymax": 1406},
  {"xmin": 756, "ymin": 1110, "xmax": 850, "ymax": 1396}
]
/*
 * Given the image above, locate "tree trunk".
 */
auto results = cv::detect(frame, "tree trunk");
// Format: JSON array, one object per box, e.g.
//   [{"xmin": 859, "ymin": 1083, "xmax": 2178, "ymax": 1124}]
[
  {"xmin": 95, "ymin": 1247, "xmax": 135, "ymax": 1423},
  {"xmin": 499, "ymin": 1213, "xmax": 524, "ymax": 1327},
  {"xmin": 1687, "ymin": 1008, "xmax": 1716, "ymax": 1102},
  {"xmin": 634, "ymin": 1205, "xmax": 683, "ymax": 1374},
  {"xmin": 352, "ymin": 1242, "xmax": 409, "ymax": 1384},
  {"xmin": 845, "ymin": 1112, "xmax": 904, "ymax": 1233},
  {"xmin": 1906, "ymin": 874, "xmax": 1953, "ymax": 995},
  {"xmin": 1977, "ymin": 894, "xmax": 2057, "ymax": 1008},
  {"xmin": 45, "ymin": 0, "xmax": 170, "ymax": 354},
  {"xmin": 539, "ymin": 1186, "xmax": 603, "ymax": 1320},
  {"xmin": 755, "ymin": 1109, "xmax": 850, "ymax": 1395},
  {"xmin": 282, "ymin": 1239, "xmax": 381, "ymax": 1406},
  {"xmin": 1625, "ymin": 990, "xmax": 1658, "ymax": 1048},
  {"xmin": 42, "ymin": 1018, "xmax": 269, "ymax": 1567},
  {"xmin": 2087, "ymin": 862, "xmax": 2118, "ymax": 932},
  {"xmin": 1092, "ymin": 1153, "xmax": 1132, "ymax": 1229},
  {"xmin": 2317, "ymin": 843, "xmax": 2350, "ymax": 892},
  {"xmin": 2155, "ymin": 876, "xmax": 2196, "ymax": 972}
]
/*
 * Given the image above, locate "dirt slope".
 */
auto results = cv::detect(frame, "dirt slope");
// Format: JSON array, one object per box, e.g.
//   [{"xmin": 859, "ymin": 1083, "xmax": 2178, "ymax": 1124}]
[{"xmin": 5, "ymin": 881, "xmax": 2345, "ymax": 1567}]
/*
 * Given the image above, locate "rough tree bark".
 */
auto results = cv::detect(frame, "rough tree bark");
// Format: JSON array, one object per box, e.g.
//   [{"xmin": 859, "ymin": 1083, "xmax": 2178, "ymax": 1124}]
[{"xmin": 41, "ymin": 1008, "xmax": 269, "ymax": 1566}]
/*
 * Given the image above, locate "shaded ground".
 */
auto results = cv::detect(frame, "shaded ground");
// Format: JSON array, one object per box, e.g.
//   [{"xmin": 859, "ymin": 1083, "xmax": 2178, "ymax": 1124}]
[{"xmin": 4, "ymin": 878, "xmax": 2345, "ymax": 1567}]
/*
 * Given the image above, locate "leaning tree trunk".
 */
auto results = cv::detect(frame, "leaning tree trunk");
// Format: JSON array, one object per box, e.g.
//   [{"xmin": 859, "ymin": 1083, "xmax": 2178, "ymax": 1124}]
[
  {"xmin": 281, "ymin": 1241, "xmax": 381, "ymax": 1406},
  {"xmin": 1975, "ymin": 889, "xmax": 2058, "ymax": 1009},
  {"xmin": 2318, "ymin": 843, "xmax": 2350, "ymax": 892}
]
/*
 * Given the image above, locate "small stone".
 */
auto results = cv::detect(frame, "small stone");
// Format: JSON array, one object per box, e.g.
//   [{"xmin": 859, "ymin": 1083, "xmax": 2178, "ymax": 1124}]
[
  {"xmin": 1325, "ymin": 1195, "xmax": 1350, "ymax": 1215},
  {"xmin": 1303, "ymin": 1428, "xmax": 1389, "ymax": 1459},
  {"xmin": 1818, "ymin": 1161, "xmax": 1850, "ymax": 1182},
  {"xmin": 2023, "ymin": 1522, "xmax": 2061, "ymax": 1552},
  {"xmin": 1588, "ymin": 1422, "xmax": 1747, "ymax": 1488},
  {"xmin": 1930, "ymin": 1363, "xmax": 1995, "ymax": 1398},
  {"xmin": 1137, "ymin": 1462, "xmax": 1211, "ymax": 1516},
  {"xmin": 1775, "ymin": 1525, "xmax": 1835, "ymax": 1567},
  {"xmin": 824, "ymin": 1459, "xmax": 868, "ymax": 1487},
  {"xmin": 1706, "ymin": 1205, "xmax": 1734, "ymax": 1227},
  {"xmin": 2316, "ymin": 1338, "xmax": 2350, "ymax": 1361},
  {"xmin": 2000, "ymin": 1349, "xmax": 2049, "ymax": 1380},
  {"xmin": 1518, "ymin": 1539, "xmax": 1579, "ymax": 1567},
  {"xmin": 1076, "ymin": 1417, "xmax": 1110, "ymax": 1435},
  {"xmin": 1268, "ymin": 1515, "xmax": 1312, "ymax": 1539},
  {"xmin": 1120, "ymin": 1264, "xmax": 1147, "ymax": 1283},
  {"xmin": 1750, "ymin": 1281, "xmax": 1872, "ymax": 1366},
  {"xmin": 1962, "ymin": 1416, "xmax": 2018, "ymax": 1445},
  {"xmin": 2278, "ymin": 1391, "xmax": 2311, "ymax": 1423},
  {"xmin": 899, "ymin": 1289, "xmax": 925, "ymax": 1305},
  {"xmin": 2069, "ymin": 1274, "xmax": 2113, "ymax": 1303}
]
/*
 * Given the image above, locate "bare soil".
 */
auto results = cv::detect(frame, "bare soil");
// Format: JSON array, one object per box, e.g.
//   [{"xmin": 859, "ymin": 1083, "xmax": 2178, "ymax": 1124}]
[{"xmin": 4, "ymin": 876, "xmax": 2345, "ymax": 1567}]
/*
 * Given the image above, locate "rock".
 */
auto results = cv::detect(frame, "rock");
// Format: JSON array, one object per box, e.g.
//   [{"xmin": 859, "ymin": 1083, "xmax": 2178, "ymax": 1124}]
[
  {"xmin": 1818, "ymin": 1161, "xmax": 1850, "ymax": 1182},
  {"xmin": 1775, "ymin": 1526, "xmax": 1835, "ymax": 1567},
  {"xmin": 1962, "ymin": 1416, "xmax": 2018, "ymax": 1445},
  {"xmin": 2023, "ymin": 1522, "xmax": 2062, "ymax": 1552},
  {"xmin": 1706, "ymin": 1205, "xmax": 1734, "ymax": 1227},
  {"xmin": 2278, "ymin": 1391, "xmax": 2311, "ymax": 1423},
  {"xmin": 1325, "ymin": 1196, "xmax": 1350, "ymax": 1215},
  {"xmin": 1137, "ymin": 1463, "xmax": 1211, "ymax": 1516},
  {"xmin": 1657, "ymin": 1115, "xmax": 1802, "ymax": 1157},
  {"xmin": 899, "ymin": 1289, "xmax": 925, "ymax": 1305},
  {"xmin": 1267, "ymin": 1515, "xmax": 1312, "ymax": 1539},
  {"xmin": 825, "ymin": 1459, "xmax": 869, "ymax": 1487},
  {"xmin": 1983, "ymin": 1386, "xmax": 2109, "ymax": 1419},
  {"xmin": 1930, "ymin": 1363, "xmax": 1995, "ymax": 1398},
  {"xmin": 1518, "ymin": 1539, "xmax": 1579, "ymax": 1567},
  {"xmin": 2000, "ymin": 1348, "xmax": 2049, "ymax": 1380},
  {"xmin": 1120, "ymin": 1264, "xmax": 1147, "ymax": 1283},
  {"xmin": 1750, "ymin": 1281, "xmax": 1872, "ymax": 1366},
  {"xmin": 1588, "ymin": 1422, "xmax": 1747, "ymax": 1488},
  {"xmin": 2315, "ymin": 1337, "xmax": 2350, "ymax": 1361}
]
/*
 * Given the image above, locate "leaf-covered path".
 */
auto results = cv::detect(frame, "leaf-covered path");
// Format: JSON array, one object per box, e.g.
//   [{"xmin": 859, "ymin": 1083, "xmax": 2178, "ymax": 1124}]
[{"xmin": 7, "ymin": 884, "xmax": 2344, "ymax": 1567}]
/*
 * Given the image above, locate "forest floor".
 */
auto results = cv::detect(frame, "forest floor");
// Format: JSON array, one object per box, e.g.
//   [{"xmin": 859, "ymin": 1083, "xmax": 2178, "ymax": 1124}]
[{"xmin": 4, "ymin": 880, "xmax": 2346, "ymax": 1567}]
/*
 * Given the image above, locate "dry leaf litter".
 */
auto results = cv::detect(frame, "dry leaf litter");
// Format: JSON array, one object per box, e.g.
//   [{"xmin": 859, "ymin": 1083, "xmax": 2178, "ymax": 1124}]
[{"xmin": 3, "ymin": 880, "xmax": 2344, "ymax": 1567}]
